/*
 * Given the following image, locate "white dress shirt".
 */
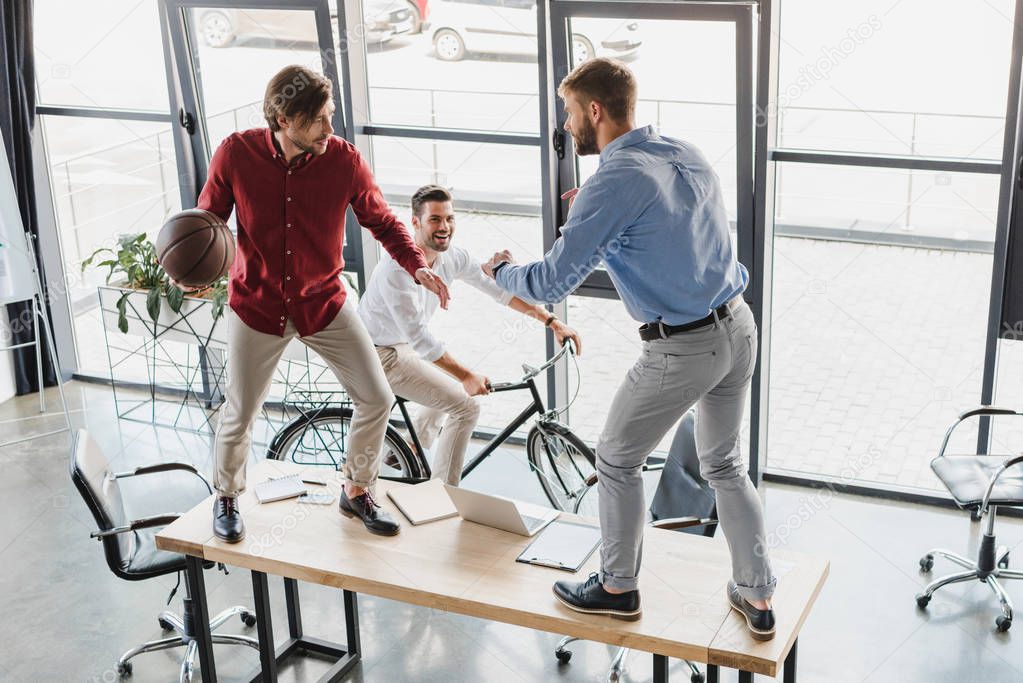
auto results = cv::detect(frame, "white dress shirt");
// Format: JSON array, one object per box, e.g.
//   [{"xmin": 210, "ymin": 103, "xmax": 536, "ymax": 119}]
[{"xmin": 358, "ymin": 244, "xmax": 513, "ymax": 361}]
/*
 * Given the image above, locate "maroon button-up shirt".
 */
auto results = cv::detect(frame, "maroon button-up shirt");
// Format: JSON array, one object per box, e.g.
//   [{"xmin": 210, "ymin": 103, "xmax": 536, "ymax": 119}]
[{"xmin": 197, "ymin": 128, "xmax": 428, "ymax": 337}]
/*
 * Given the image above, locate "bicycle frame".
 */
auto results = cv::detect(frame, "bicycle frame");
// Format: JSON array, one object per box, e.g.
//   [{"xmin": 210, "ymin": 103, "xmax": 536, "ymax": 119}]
[{"xmin": 392, "ymin": 376, "xmax": 549, "ymax": 481}]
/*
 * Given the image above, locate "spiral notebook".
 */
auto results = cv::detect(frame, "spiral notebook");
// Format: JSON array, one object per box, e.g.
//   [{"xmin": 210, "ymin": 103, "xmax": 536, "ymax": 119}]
[{"xmin": 255, "ymin": 474, "xmax": 308, "ymax": 504}]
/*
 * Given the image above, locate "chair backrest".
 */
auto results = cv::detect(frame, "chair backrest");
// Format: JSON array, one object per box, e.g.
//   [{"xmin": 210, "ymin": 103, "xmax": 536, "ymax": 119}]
[
  {"xmin": 69, "ymin": 429, "xmax": 135, "ymax": 577},
  {"xmin": 649, "ymin": 410, "xmax": 717, "ymax": 536}
]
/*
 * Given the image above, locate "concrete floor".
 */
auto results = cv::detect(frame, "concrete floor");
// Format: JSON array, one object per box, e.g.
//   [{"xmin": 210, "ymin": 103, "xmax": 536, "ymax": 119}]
[{"xmin": 3, "ymin": 382, "xmax": 1023, "ymax": 682}]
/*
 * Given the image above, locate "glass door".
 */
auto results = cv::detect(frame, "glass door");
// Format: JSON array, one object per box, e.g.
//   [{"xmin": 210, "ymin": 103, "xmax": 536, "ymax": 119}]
[{"xmin": 542, "ymin": 0, "xmax": 756, "ymax": 457}]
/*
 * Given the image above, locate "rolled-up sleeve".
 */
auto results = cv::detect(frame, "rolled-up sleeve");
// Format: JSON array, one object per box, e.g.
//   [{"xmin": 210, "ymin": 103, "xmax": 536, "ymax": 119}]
[
  {"xmin": 495, "ymin": 168, "xmax": 639, "ymax": 303},
  {"xmin": 381, "ymin": 268, "xmax": 446, "ymax": 361}
]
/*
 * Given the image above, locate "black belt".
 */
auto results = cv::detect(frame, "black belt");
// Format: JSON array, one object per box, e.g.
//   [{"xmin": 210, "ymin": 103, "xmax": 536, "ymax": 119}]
[{"xmin": 638, "ymin": 299, "xmax": 739, "ymax": 341}]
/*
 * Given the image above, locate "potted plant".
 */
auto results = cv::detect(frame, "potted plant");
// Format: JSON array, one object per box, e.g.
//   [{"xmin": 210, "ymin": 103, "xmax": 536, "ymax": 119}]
[{"xmin": 82, "ymin": 233, "xmax": 229, "ymax": 348}]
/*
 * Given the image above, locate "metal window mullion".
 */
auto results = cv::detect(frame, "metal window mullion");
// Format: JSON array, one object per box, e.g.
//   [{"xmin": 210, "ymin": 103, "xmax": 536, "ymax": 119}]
[
  {"xmin": 770, "ymin": 149, "xmax": 1001, "ymax": 175},
  {"xmin": 341, "ymin": 0, "xmax": 374, "ymax": 290},
  {"xmin": 34, "ymin": 105, "xmax": 171, "ymax": 123},
  {"xmin": 979, "ymin": 0, "xmax": 1023, "ymax": 453}
]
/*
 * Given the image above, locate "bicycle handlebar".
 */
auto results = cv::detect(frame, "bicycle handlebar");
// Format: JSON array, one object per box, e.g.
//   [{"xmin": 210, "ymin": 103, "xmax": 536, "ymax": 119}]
[{"xmin": 485, "ymin": 340, "xmax": 575, "ymax": 392}]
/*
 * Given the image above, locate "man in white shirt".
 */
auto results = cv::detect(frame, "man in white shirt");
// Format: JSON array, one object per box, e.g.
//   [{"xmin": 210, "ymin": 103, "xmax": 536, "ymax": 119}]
[{"xmin": 359, "ymin": 185, "xmax": 582, "ymax": 485}]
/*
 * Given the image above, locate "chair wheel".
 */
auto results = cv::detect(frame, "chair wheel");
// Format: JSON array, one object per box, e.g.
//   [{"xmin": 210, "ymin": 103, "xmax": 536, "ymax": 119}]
[
  {"xmin": 919, "ymin": 555, "xmax": 934, "ymax": 572},
  {"xmin": 971, "ymin": 508, "xmax": 983, "ymax": 522},
  {"xmin": 916, "ymin": 594, "xmax": 931, "ymax": 608},
  {"xmin": 158, "ymin": 617, "xmax": 174, "ymax": 631},
  {"xmin": 608, "ymin": 671, "xmax": 621, "ymax": 683},
  {"xmin": 555, "ymin": 649, "xmax": 572, "ymax": 663},
  {"xmin": 241, "ymin": 612, "xmax": 257, "ymax": 628},
  {"xmin": 117, "ymin": 661, "xmax": 133, "ymax": 676},
  {"xmin": 996, "ymin": 616, "xmax": 1012, "ymax": 632},
  {"xmin": 999, "ymin": 554, "xmax": 1010, "ymax": 570},
  {"xmin": 691, "ymin": 672, "xmax": 705, "ymax": 683}
]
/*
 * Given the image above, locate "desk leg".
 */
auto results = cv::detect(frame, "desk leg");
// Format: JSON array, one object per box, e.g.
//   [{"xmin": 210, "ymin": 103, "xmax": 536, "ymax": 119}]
[
  {"xmin": 343, "ymin": 590, "xmax": 361, "ymax": 657},
  {"xmin": 739, "ymin": 671, "xmax": 754, "ymax": 683},
  {"xmin": 784, "ymin": 638, "xmax": 797, "ymax": 683},
  {"xmin": 653, "ymin": 654, "xmax": 669, "ymax": 682},
  {"xmin": 251, "ymin": 571, "xmax": 278, "ymax": 682},
  {"xmin": 285, "ymin": 578, "xmax": 302, "ymax": 639},
  {"xmin": 705, "ymin": 664, "xmax": 719, "ymax": 683},
  {"xmin": 185, "ymin": 556, "xmax": 217, "ymax": 682}
]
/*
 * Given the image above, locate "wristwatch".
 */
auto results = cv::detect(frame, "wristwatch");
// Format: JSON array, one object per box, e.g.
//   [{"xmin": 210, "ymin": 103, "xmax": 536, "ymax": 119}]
[{"xmin": 492, "ymin": 260, "xmax": 510, "ymax": 275}]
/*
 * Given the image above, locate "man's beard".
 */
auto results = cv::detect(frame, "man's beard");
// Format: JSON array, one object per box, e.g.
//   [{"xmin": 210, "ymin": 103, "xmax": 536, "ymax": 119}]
[
  {"xmin": 427, "ymin": 233, "xmax": 452, "ymax": 252},
  {"xmin": 288, "ymin": 131, "xmax": 327, "ymax": 156},
  {"xmin": 572, "ymin": 118, "xmax": 599, "ymax": 156}
]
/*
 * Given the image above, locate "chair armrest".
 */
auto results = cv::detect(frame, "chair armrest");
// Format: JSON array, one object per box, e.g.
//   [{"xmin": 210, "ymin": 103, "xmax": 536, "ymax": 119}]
[
  {"xmin": 938, "ymin": 407, "xmax": 1023, "ymax": 458},
  {"xmin": 113, "ymin": 463, "xmax": 212, "ymax": 494},
  {"xmin": 980, "ymin": 454, "xmax": 1023, "ymax": 513},
  {"xmin": 959, "ymin": 406, "xmax": 1021, "ymax": 421},
  {"xmin": 650, "ymin": 516, "xmax": 717, "ymax": 531},
  {"xmin": 90, "ymin": 513, "xmax": 182, "ymax": 539}
]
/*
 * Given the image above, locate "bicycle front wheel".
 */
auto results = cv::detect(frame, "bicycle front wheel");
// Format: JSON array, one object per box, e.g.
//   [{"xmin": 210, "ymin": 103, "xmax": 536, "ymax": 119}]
[
  {"xmin": 267, "ymin": 407, "xmax": 425, "ymax": 481},
  {"xmin": 526, "ymin": 424, "xmax": 597, "ymax": 516}
]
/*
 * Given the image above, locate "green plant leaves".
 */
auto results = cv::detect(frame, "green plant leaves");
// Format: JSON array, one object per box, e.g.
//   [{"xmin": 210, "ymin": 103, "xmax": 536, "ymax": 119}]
[
  {"xmin": 115, "ymin": 291, "xmax": 130, "ymax": 334},
  {"xmin": 146, "ymin": 286, "xmax": 161, "ymax": 322},
  {"xmin": 165, "ymin": 284, "xmax": 185, "ymax": 313}
]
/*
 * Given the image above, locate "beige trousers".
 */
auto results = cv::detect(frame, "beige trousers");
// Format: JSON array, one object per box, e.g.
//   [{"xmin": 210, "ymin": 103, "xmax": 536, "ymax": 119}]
[
  {"xmin": 375, "ymin": 344, "xmax": 480, "ymax": 485},
  {"xmin": 214, "ymin": 304, "xmax": 394, "ymax": 496}
]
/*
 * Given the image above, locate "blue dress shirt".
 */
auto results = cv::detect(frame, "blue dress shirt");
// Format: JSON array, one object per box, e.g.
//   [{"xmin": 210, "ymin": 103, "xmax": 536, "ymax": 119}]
[{"xmin": 495, "ymin": 125, "xmax": 748, "ymax": 325}]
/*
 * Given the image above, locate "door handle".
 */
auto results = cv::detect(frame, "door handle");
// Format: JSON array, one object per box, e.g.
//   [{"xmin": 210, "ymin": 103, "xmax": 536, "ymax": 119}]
[
  {"xmin": 553, "ymin": 129, "xmax": 565, "ymax": 160},
  {"xmin": 179, "ymin": 108, "xmax": 196, "ymax": 135}
]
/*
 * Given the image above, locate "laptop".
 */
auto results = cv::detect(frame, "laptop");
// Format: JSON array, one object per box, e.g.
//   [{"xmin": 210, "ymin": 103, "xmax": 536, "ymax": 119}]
[{"xmin": 443, "ymin": 485, "xmax": 560, "ymax": 536}]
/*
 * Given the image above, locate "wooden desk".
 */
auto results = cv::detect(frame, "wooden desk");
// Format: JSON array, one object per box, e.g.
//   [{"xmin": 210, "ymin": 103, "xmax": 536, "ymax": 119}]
[{"xmin": 157, "ymin": 461, "xmax": 828, "ymax": 682}]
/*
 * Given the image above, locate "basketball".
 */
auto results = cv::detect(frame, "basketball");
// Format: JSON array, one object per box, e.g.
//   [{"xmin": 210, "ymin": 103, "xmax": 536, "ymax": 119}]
[{"xmin": 156, "ymin": 209, "xmax": 235, "ymax": 289}]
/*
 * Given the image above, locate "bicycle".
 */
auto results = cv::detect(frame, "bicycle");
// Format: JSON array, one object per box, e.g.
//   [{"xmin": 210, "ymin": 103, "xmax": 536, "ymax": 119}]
[{"xmin": 267, "ymin": 341, "xmax": 601, "ymax": 513}]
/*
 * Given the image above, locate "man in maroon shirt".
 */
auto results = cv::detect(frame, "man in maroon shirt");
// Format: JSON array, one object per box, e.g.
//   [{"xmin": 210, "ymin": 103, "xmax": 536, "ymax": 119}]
[{"xmin": 196, "ymin": 65, "xmax": 449, "ymax": 542}]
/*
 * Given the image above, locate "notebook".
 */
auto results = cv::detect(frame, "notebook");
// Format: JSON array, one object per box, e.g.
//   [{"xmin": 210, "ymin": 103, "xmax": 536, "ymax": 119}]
[
  {"xmin": 386, "ymin": 479, "xmax": 458, "ymax": 525},
  {"xmin": 255, "ymin": 474, "xmax": 308, "ymax": 504},
  {"xmin": 516, "ymin": 520, "xmax": 602, "ymax": 572}
]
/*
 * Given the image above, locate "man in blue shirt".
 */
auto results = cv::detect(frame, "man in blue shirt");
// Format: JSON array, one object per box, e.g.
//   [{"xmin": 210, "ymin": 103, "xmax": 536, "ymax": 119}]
[{"xmin": 483, "ymin": 58, "xmax": 777, "ymax": 639}]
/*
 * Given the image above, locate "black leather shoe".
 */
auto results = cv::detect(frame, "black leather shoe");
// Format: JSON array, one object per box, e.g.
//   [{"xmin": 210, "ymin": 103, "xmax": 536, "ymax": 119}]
[
  {"xmin": 339, "ymin": 488, "xmax": 400, "ymax": 536},
  {"xmin": 213, "ymin": 495, "xmax": 245, "ymax": 543},
  {"xmin": 552, "ymin": 572, "xmax": 642, "ymax": 621},
  {"xmin": 727, "ymin": 580, "xmax": 775, "ymax": 641}
]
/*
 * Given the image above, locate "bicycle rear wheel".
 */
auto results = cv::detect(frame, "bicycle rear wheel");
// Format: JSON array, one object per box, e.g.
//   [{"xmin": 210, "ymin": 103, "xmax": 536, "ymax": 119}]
[
  {"xmin": 267, "ymin": 407, "xmax": 424, "ymax": 481},
  {"xmin": 526, "ymin": 424, "xmax": 597, "ymax": 516}
]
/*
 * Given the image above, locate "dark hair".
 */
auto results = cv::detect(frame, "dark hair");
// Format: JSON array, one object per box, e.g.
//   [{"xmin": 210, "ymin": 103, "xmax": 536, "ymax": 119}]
[
  {"xmin": 557, "ymin": 57, "xmax": 636, "ymax": 123},
  {"xmin": 411, "ymin": 184, "xmax": 453, "ymax": 219},
  {"xmin": 263, "ymin": 65, "xmax": 332, "ymax": 131}
]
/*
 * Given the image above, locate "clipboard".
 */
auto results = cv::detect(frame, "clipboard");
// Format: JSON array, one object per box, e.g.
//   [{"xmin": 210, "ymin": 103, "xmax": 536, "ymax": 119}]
[{"xmin": 516, "ymin": 520, "xmax": 601, "ymax": 572}]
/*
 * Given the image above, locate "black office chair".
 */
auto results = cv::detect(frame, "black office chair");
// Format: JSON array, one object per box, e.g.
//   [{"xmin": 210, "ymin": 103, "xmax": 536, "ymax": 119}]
[
  {"xmin": 554, "ymin": 410, "xmax": 716, "ymax": 683},
  {"xmin": 70, "ymin": 429, "xmax": 259, "ymax": 681},
  {"xmin": 916, "ymin": 407, "xmax": 1023, "ymax": 632}
]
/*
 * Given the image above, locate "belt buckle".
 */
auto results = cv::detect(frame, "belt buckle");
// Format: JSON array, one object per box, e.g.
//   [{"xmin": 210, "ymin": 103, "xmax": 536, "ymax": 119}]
[{"xmin": 657, "ymin": 320, "xmax": 668, "ymax": 339}]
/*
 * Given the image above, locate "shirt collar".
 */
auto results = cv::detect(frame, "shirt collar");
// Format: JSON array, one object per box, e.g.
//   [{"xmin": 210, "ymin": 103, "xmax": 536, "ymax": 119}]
[
  {"xmin": 264, "ymin": 128, "xmax": 311, "ymax": 166},
  {"xmin": 599, "ymin": 125, "xmax": 658, "ymax": 165}
]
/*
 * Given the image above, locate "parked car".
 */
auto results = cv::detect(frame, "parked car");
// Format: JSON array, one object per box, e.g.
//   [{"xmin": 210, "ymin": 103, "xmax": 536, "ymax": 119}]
[
  {"xmin": 428, "ymin": 0, "xmax": 641, "ymax": 62},
  {"xmin": 196, "ymin": 2, "xmax": 417, "ymax": 49}
]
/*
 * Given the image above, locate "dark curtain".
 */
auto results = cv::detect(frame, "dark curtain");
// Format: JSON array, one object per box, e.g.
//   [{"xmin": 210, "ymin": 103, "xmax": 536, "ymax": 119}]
[{"xmin": 1, "ymin": 0, "xmax": 56, "ymax": 394}]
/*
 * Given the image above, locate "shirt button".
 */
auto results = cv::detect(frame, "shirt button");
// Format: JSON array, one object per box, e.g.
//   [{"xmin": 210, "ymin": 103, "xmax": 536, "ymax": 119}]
[
  {"xmin": 287, "ymin": 223, "xmax": 292, "ymax": 228},
  {"xmin": 286, "ymin": 276, "xmax": 291, "ymax": 280},
  {"xmin": 280, "ymin": 316, "xmax": 285, "ymax": 320},
  {"xmin": 286, "ymin": 250, "xmax": 292, "ymax": 255},
  {"xmin": 286, "ymin": 298, "xmax": 292, "ymax": 303},
  {"xmin": 287, "ymin": 197, "xmax": 292, "ymax": 202},
  {"xmin": 288, "ymin": 170, "xmax": 292, "ymax": 175}
]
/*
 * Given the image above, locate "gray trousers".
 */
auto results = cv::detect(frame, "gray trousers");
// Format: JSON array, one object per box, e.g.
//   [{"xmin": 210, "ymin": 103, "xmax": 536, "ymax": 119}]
[{"xmin": 596, "ymin": 299, "xmax": 776, "ymax": 602}]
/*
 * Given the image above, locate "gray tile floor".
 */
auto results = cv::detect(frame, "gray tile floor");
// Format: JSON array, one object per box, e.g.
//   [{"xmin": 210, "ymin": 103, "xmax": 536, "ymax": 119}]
[{"xmin": 4, "ymin": 382, "xmax": 1023, "ymax": 682}]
